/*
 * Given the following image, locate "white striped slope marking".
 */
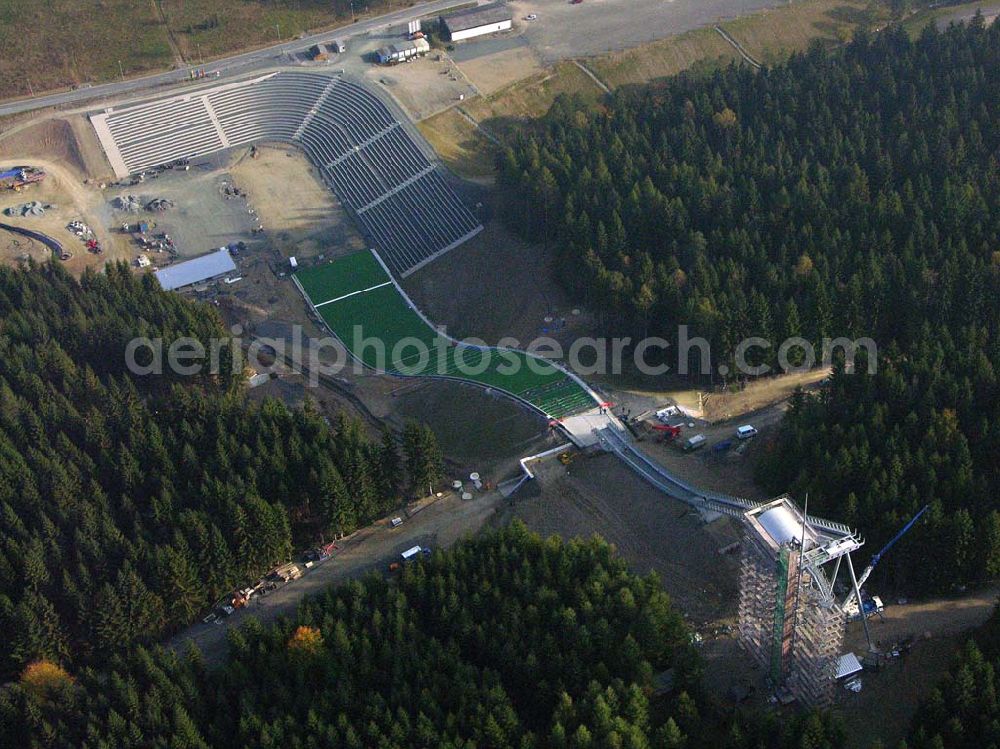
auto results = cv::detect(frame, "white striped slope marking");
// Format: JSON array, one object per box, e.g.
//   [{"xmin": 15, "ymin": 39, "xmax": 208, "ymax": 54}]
[{"xmin": 313, "ymin": 281, "xmax": 392, "ymax": 308}]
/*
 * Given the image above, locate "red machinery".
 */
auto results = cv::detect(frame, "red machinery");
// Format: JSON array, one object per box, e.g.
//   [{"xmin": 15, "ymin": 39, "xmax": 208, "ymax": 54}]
[{"xmin": 651, "ymin": 423, "xmax": 682, "ymax": 442}]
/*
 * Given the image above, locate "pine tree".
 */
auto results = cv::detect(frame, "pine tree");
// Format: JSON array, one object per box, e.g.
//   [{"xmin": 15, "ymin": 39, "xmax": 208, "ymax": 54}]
[{"xmin": 403, "ymin": 422, "xmax": 444, "ymax": 498}]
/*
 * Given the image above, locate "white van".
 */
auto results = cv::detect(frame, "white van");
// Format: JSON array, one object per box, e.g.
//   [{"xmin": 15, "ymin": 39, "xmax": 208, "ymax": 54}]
[{"xmin": 736, "ymin": 425, "xmax": 758, "ymax": 440}]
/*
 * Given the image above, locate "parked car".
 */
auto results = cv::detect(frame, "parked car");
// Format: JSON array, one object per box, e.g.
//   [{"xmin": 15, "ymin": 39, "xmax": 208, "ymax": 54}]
[
  {"xmin": 736, "ymin": 424, "xmax": 758, "ymax": 440},
  {"xmin": 683, "ymin": 434, "xmax": 707, "ymax": 452}
]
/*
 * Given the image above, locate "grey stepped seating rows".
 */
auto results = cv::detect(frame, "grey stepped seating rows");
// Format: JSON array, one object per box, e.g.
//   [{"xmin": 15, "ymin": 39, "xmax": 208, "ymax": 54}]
[{"xmin": 96, "ymin": 71, "xmax": 480, "ymax": 276}]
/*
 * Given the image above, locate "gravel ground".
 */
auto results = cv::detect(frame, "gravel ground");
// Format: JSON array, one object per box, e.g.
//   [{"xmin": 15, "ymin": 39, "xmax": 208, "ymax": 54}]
[{"xmin": 509, "ymin": 0, "xmax": 789, "ymax": 62}]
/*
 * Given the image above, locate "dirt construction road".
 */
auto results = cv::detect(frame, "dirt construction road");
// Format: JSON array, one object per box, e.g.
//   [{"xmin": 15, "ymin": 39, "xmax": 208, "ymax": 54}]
[
  {"xmin": 845, "ymin": 587, "xmax": 1000, "ymax": 652},
  {"xmin": 837, "ymin": 588, "xmax": 999, "ymax": 748},
  {"xmin": 167, "ymin": 488, "xmax": 504, "ymax": 664}
]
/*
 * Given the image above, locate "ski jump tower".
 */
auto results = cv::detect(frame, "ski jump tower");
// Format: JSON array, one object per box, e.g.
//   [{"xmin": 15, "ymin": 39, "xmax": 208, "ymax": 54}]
[
  {"xmin": 737, "ymin": 495, "xmax": 864, "ymax": 706},
  {"xmin": 596, "ymin": 424, "xmax": 919, "ymax": 706}
]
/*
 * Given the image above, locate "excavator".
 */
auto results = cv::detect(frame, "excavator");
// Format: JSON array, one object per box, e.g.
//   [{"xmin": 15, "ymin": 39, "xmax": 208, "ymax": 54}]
[{"xmin": 651, "ymin": 423, "xmax": 682, "ymax": 443}]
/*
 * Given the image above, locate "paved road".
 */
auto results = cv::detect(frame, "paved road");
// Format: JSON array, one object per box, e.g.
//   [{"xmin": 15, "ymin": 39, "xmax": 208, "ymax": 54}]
[{"xmin": 0, "ymin": 0, "xmax": 465, "ymax": 118}]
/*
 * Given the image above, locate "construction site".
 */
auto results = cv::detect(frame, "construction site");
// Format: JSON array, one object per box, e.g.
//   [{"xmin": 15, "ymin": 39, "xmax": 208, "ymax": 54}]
[{"xmin": 0, "ymin": 2, "xmax": 993, "ymax": 746}]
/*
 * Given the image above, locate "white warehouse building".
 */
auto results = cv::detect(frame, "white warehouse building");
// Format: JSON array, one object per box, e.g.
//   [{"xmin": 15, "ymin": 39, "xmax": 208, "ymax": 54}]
[
  {"xmin": 376, "ymin": 37, "xmax": 430, "ymax": 64},
  {"xmin": 441, "ymin": 2, "xmax": 513, "ymax": 42},
  {"xmin": 154, "ymin": 247, "xmax": 237, "ymax": 291}
]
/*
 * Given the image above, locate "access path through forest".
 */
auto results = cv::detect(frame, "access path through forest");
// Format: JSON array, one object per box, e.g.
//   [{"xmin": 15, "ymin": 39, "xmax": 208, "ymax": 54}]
[
  {"xmin": 837, "ymin": 586, "xmax": 1000, "ymax": 748},
  {"xmin": 167, "ymin": 488, "xmax": 505, "ymax": 664}
]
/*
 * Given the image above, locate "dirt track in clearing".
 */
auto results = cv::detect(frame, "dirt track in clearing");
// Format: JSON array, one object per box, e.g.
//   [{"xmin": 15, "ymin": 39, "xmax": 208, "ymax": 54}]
[
  {"xmin": 836, "ymin": 588, "xmax": 999, "ymax": 748},
  {"xmin": 168, "ymin": 486, "xmax": 508, "ymax": 665}
]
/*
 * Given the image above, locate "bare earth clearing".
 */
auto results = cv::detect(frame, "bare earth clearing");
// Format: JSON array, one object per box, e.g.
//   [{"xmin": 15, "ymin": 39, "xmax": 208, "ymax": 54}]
[
  {"xmin": 458, "ymin": 44, "xmax": 545, "ymax": 97},
  {"xmin": 498, "ymin": 452, "xmax": 742, "ymax": 625},
  {"xmin": 836, "ymin": 589, "xmax": 1000, "ymax": 748},
  {"xmin": 402, "ymin": 211, "xmax": 586, "ymax": 345},
  {"xmin": 229, "ymin": 144, "xmax": 365, "ymax": 260},
  {"xmin": 0, "ymin": 158, "xmax": 130, "ymax": 271}
]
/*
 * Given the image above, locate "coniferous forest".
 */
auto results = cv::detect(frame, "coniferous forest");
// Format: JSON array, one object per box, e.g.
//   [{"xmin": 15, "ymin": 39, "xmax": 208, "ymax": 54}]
[
  {"xmin": 3, "ymin": 12, "xmax": 1000, "ymax": 749},
  {"xmin": 498, "ymin": 20, "xmax": 1000, "ymax": 594},
  {"xmin": 0, "ymin": 262, "xmax": 421, "ymax": 676},
  {"xmin": 0, "ymin": 524, "xmax": 846, "ymax": 748},
  {"xmin": 904, "ymin": 605, "xmax": 1000, "ymax": 749}
]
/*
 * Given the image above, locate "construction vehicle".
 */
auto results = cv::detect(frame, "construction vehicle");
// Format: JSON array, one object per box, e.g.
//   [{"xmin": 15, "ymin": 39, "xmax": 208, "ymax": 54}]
[
  {"xmin": 848, "ymin": 595, "xmax": 884, "ymax": 622},
  {"xmin": 305, "ymin": 541, "xmax": 338, "ymax": 561},
  {"xmin": 842, "ymin": 504, "xmax": 929, "ymax": 637},
  {"xmin": 231, "ymin": 587, "xmax": 255, "ymax": 608},
  {"xmin": 651, "ymin": 423, "xmax": 682, "ymax": 442},
  {"xmin": 0, "ymin": 166, "xmax": 45, "ymax": 191}
]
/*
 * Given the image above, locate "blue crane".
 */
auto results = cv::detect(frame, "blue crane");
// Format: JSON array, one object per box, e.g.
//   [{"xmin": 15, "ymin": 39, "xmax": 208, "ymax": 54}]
[{"xmin": 842, "ymin": 503, "xmax": 930, "ymax": 608}]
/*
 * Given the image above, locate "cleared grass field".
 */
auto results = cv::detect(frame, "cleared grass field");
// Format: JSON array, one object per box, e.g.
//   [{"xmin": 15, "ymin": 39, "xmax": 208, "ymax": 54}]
[
  {"xmin": 464, "ymin": 61, "xmax": 605, "ymax": 123},
  {"xmin": 722, "ymin": 0, "xmax": 872, "ymax": 65},
  {"xmin": 0, "ymin": 1, "xmax": 174, "ymax": 99},
  {"xmin": 0, "ymin": 0, "xmax": 417, "ymax": 99},
  {"xmin": 296, "ymin": 251, "xmax": 597, "ymax": 419},
  {"xmin": 587, "ymin": 0, "xmax": 871, "ymax": 87},
  {"xmin": 588, "ymin": 26, "xmax": 738, "ymax": 89},
  {"xmin": 417, "ymin": 110, "xmax": 496, "ymax": 180}
]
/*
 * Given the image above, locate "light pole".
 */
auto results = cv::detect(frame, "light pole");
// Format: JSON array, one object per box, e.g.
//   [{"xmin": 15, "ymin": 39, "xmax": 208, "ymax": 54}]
[
  {"xmin": 275, "ymin": 23, "xmax": 281, "ymax": 41},
  {"xmin": 118, "ymin": 60, "xmax": 125, "ymax": 81}
]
